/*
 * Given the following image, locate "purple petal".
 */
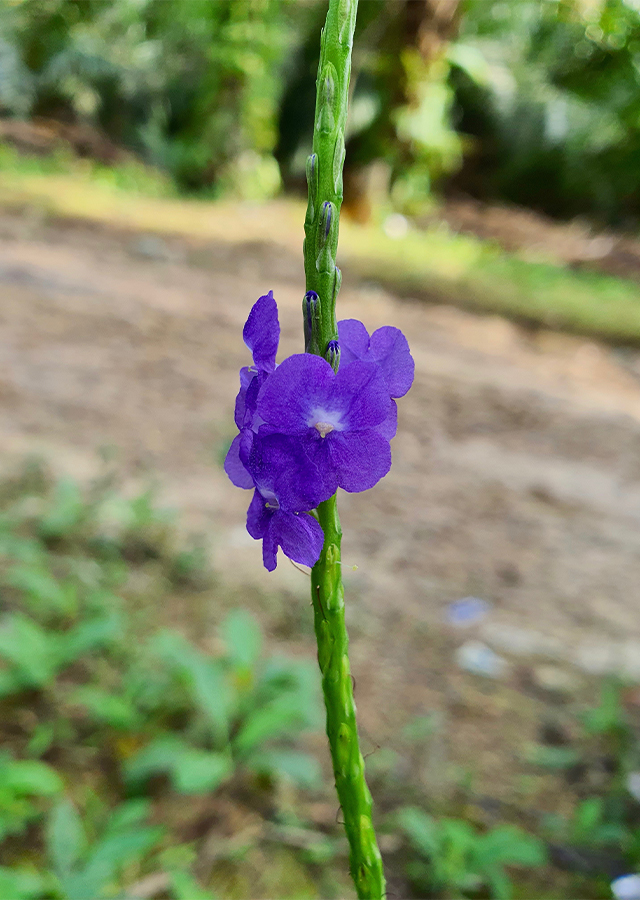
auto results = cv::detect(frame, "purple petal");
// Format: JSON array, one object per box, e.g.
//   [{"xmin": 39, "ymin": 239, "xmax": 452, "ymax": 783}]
[
  {"xmin": 235, "ymin": 370, "xmax": 268, "ymax": 430},
  {"xmin": 375, "ymin": 399, "xmax": 397, "ymax": 441},
  {"xmin": 234, "ymin": 387, "xmax": 247, "ymax": 430},
  {"xmin": 243, "ymin": 291, "xmax": 279, "ymax": 373},
  {"xmin": 300, "ymin": 434, "xmax": 338, "ymax": 501},
  {"xmin": 262, "ymin": 525, "xmax": 278, "ymax": 571},
  {"xmin": 246, "ymin": 489, "xmax": 271, "ymax": 539},
  {"xmin": 331, "ymin": 360, "xmax": 391, "ymax": 430},
  {"xmin": 224, "ymin": 434, "xmax": 254, "ymax": 489},
  {"xmin": 269, "ymin": 510, "xmax": 324, "ymax": 569},
  {"xmin": 328, "ymin": 431, "xmax": 391, "ymax": 492},
  {"xmin": 368, "ymin": 327, "xmax": 415, "ymax": 398},
  {"xmin": 257, "ymin": 354, "xmax": 334, "ymax": 434},
  {"xmin": 249, "ymin": 432, "xmax": 331, "ymax": 511},
  {"xmin": 239, "ymin": 366, "xmax": 256, "ymax": 392},
  {"xmin": 338, "ymin": 319, "xmax": 370, "ymax": 364}
]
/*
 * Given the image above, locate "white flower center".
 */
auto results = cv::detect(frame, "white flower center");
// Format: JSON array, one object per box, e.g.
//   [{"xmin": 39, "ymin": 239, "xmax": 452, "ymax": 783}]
[
  {"xmin": 315, "ymin": 421, "xmax": 334, "ymax": 438},
  {"xmin": 309, "ymin": 408, "xmax": 343, "ymax": 438}
]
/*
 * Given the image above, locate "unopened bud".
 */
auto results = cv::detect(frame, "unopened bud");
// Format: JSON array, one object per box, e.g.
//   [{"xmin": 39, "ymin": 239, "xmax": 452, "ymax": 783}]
[
  {"xmin": 332, "ymin": 266, "xmax": 342, "ymax": 305},
  {"xmin": 333, "ymin": 134, "xmax": 345, "ymax": 196},
  {"xmin": 317, "ymin": 63, "xmax": 337, "ymax": 134},
  {"xmin": 321, "ymin": 200, "xmax": 333, "ymax": 241},
  {"xmin": 303, "ymin": 290, "xmax": 321, "ymax": 353},
  {"xmin": 326, "ymin": 339, "xmax": 340, "ymax": 371},
  {"xmin": 316, "ymin": 201, "xmax": 337, "ymax": 274},
  {"xmin": 337, "ymin": 0, "xmax": 357, "ymax": 46},
  {"xmin": 305, "ymin": 153, "xmax": 318, "ymax": 224}
]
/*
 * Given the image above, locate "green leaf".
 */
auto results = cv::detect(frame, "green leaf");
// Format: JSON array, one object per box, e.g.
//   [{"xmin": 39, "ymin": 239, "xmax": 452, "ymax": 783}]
[
  {"xmin": 401, "ymin": 713, "xmax": 443, "ymax": 743},
  {"xmin": 152, "ymin": 631, "xmax": 230, "ymax": 739},
  {"xmin": 170, "ymin": 869, "xmax": 218, "ymax": 900},
  {"xmin": 70, "ymin": 686, "xmax": 142, "ymax": 731},
  {"xmin": 59, "ymin": 614, "xmax": 120, "ymax": 662},
  {"xmin": 26, "ymin": 722, "xmax": 56, "ymax": 758},
  {"xmin": 124, "ymin": 736, "xmax": 232, "ymax": 794},
  {"xmin": 259, "ymin": 659, "xmax": 323, "ymax": 729},
  {"xmin": 396, "ymin": 807, "xmax": 440, "ymax": 858},
  {"xmin": 47, "ymin": 799, "xmax": 86, "ymax": 879},
  {"xmin": 187, "ymin": 660, "xmax": 230, "ymax": 739},
  {"xmin": 222, "ymin": 610, "xmax": 262, "ymax": 670},
  {"xmin": 0, "ymin": 669, "xmax": 22, "ymax": 699},
  {"xmin": 6, "ymin": 566, "xmax": 78, "ymax": 618},
  {"xmin": 38, "ymin": 478, "xmax": 85, "ymax": 541},
  {"xmin": 79, "ymin": 826, "xmax": 163, "ymax": 896},
  {"xmin": 524, "ymin": 744, "xmax": 581, "ymax": 769},
  {"xmin": 485, "ymin": 867, "xmax": 512, "ymax": 900},
  {"xmin": 233, "ymin": 697, "xmax": 307, "ymax": 757},
  {"xmin": 248, "ymin": 750, "xmax": 321, "ymax": 788},
  {"xmin": 582, "ymin": 682, "xmax": 626, "ymax": 735},
  {"xmin": 0, "ymin": 866, "xmax": 47, "ymax": 899},
  {"xmin": 124, "ymin": 735, "xmax": 185, "ymax": 787},
  {"xmin": 0, "ymin": 759, "xmax": 63, "ymax": 796},
  {"xmin": 474, "ymin": 826, "xmax": 547, "ymax": 869},
  {"xmin": 446, "ymin": 42, "xmax": 490, "ymax": 86},
  {"xmin": 572, "ymin": 797, "xmax": 603, "ymax": 842},
  {"xmin": 0, "ymin": 614, "xmax": 58, "ymax": 687},
  {"xmin": 102, "ymin": 799, "xmax": 150, "ymax": 836},
  {"xmin": 171, "ymin": 748, "xmax": 233, "ymax": 794},
  {"xmin": 0, "ymin": 532, "xmax": 43, "ymax": 565}
]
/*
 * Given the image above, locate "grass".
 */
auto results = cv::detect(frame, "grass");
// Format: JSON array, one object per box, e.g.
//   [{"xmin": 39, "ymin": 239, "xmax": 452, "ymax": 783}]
[
  {"xmin": 341, "ymin": 220, "xmax": 640, "ymax": 344},
  {"xmin": 0, "ymin": 460, "xmax": 351, "ymax": 900},
  {"xmin": 1, "ymin": 146, "xmax": 640, "ymax": 344},
  {"xmin": 0, "ymin": 455, "xmax": 637, "ymax": 898}
]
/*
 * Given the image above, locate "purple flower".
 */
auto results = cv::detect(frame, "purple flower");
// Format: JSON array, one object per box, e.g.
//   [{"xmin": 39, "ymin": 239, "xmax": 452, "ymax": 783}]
[
  {"xmin": 223, "ymin": 431, "xmax": 254, "ymax": 489},
  {"xmin": 245, "ymin": 433, "xmax": 325, "ymax": 571},
  {"xmin": 257, "ymin": 354, "xmax": 392, "ymax": 493},
  {"xmin": 338, "ymin": 319, "xmax": 414, "ymax": 398},
  {"xmin": 224, "ymin": 294, "xmax": 413, "ymax": 572},
  {"xmin": 224, "ymin": 292, "xmax": 279, "ymax": 489},
  {"xmin": 337, "ymin": 319, "xmax": 413, "ymax": 443},
  {"xmin": 235, "ymin": 290, "xmax": 279, "ymax": 427},
  {"xmin": 243, "ymin": 290, "xmax": 279, "ymax": 374}
]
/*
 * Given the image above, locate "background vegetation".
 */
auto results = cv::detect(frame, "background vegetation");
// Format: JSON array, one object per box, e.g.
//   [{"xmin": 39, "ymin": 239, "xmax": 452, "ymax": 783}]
[
  {"xmin": 1, "ymin": 0, "xmax": 639, "ymax": 223},
  {"xmin": 1, "ymin": 1, "xmax": 640, "ymax": 897},
  {"xmin": 1, "ymin": 463, "xmax": 640, "ymax": 899}
]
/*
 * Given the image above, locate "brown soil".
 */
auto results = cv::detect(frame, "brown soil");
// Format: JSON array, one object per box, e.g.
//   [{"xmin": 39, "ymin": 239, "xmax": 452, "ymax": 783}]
[{"xmin": 1, "ymin": 202, "xmax": 640, "ymax": 818}]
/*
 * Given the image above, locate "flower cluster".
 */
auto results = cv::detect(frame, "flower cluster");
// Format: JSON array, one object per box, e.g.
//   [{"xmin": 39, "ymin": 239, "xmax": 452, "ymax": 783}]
[{"xmin": 225, "ymin": 291, "xmax": 414, "ymax": 571}]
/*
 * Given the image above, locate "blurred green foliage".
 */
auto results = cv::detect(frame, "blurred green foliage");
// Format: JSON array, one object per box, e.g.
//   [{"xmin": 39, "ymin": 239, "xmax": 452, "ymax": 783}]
[
  {"xmin": 1, "ymin": 0, "xmax": 640, "ymax": 221},
  {"xmin": 453, "ymin": 0, "xmax": 640, "ymax": 223},
  {"xmin": 1, "ymin": 462, "xmax": 640, "ymax": 897},
  {"xmin": 396, "ymin": 808, "xmax": 546, "ymax": 900},
  {"xmin": 0, "ymin": 462, "xmax": 323, "ymax": 898},
  {"xmin": 0, "ymin": 0, "xmax": 311, "ymax": 195}
]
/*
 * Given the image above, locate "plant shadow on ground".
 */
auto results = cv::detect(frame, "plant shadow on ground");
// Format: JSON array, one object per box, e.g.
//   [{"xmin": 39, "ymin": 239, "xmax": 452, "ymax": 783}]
[{"xmin": 0, "ymin": 459, "xmax": 639, "ymax": 898}]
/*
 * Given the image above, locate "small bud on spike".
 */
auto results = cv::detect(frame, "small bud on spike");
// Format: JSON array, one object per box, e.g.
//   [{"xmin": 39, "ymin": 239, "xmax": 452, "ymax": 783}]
[
  {"xmin": 305, "ymin": 153, "xmax": 318, "ymax": 225},
  {"xmin": 317, "ymin": 201, "xmax": 337, "ymax": 274},
  {"xmin": 317, "ymin": 63, "xmax": 338, "ymax": 134},
  {"xmin": 303, "ymin": 290, "xmax": 321, "ymax": 354},
  {"xmin": 326, "ymin": 339, "xmax": 341, "ymax": 372}
]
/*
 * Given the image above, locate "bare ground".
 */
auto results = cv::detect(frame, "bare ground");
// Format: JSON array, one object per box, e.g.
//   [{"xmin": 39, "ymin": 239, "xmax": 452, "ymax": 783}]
[{"xmin": 2, "ymin": 203, "xmax": 640, "ymax": 812}]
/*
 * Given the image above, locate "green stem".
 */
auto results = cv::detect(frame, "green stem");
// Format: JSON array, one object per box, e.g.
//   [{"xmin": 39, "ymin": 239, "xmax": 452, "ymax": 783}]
[
  {"xmin": 311, "ymin": 497, "xmax": 385, "ymax": 899},
  {"xmin": 303, "ymin": 1, "xmax": 386, "ymax": 897}
]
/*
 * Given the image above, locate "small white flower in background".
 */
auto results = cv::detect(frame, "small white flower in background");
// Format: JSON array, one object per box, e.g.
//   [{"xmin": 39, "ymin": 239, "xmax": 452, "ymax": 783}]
[{"xmin": 611, "ymin": 874, "xmax": 640, "ymax": 900}]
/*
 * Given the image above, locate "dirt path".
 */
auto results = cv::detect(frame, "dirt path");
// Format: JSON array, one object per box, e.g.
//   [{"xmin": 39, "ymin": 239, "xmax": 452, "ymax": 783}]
[{"xmin": 1, "ymin": 205, "xmax": 640, "ymax": 734}]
